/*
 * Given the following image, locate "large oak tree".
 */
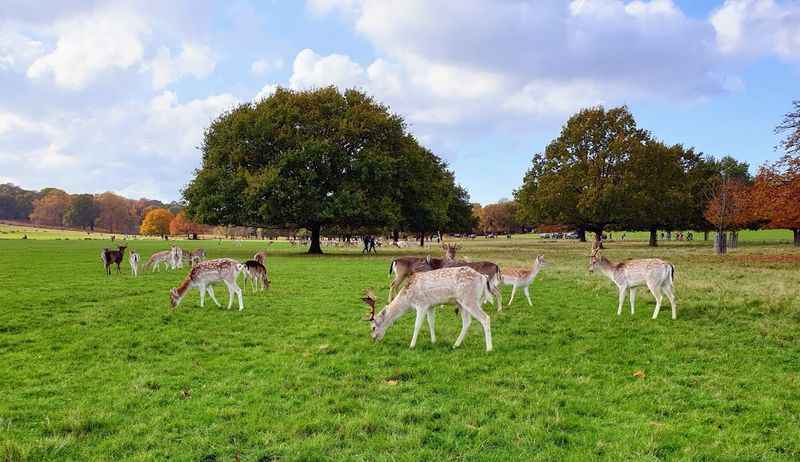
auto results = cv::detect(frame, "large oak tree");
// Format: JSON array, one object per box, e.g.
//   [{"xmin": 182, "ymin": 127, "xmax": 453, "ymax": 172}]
[{"xmin": 184, "ymin": 86, "xmax": 469, "ymax": 253}]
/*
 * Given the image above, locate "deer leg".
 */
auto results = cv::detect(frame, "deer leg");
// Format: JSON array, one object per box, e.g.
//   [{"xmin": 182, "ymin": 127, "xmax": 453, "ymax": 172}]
[
  {"xmin": 524, "ymin": 286, "xmax": 532, "ymax": 307},
  {"xmin": 617, "ymin": 286, "xmax": 626, "ymax": 316},
  {"xmin": 663, "ymin": 284, "xmax": 677, "ymax": 319},
  {"xmin": 466, "ymin": 304, "xmax": 493, "ymax": 352},
  {"xmin": 629, "ymin": 287, "xmax": 637, "ymax": 315},
  {"xmin": 199, "ymin": 284, "xmax": 206, "ymax": 307},
  {"xmin": 648, "ymin": 281, "xmax": 662, "ymax": 319},
  {"xmin": 235, "ymin": 282, "xmax": 244, "ymax": 311},
  {"xmin": 223, "ymin": 281, "xmax": 234, "ymax": 309},
  {"xmin": 426, "ymin": 307, "xmax": 436, "ymax": 344},
  {"xmin": 410, "ymin": 306, "xmax": 426, "ymax": 349},
  {"xmin": 493, "ymin": 283, "xmax": 503, "ymax": 312},
  {"xmin": 454, "ymin": 304, "xmax": 471, "ymax": 348},
  {"xmin": 508, "ymin": 285, "xmax": 517, "ymax": 305},
  {"xmin": 206, "ymin": 286, "xmax": 221, "ymax": 307}
]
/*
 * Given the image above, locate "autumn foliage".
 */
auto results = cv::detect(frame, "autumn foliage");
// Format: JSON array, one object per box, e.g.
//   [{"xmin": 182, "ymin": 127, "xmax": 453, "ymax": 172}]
[
  {"xmin": 169, "ymin": 211, "xmax": 204, "ymax": 237},
  {"xmin": 752, "ymin": 155, "xmax": 800, "ymax": 245},
  {"xmin": 140, "ymin": 208, "xmax": 174, "ymax": 237},
  {"xmin": 29, "ymin": 189, "xmax": 71, "ymax": 226}
]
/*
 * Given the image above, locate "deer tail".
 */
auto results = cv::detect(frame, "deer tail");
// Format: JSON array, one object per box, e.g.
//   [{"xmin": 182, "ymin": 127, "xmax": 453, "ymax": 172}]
[
  {"xmin": 388, "ymin": 260, "xmax": 395, "ymax": 276},
  {"xmin": 669, "ymin": 264, "xmax": 675, "ymax": 284}
]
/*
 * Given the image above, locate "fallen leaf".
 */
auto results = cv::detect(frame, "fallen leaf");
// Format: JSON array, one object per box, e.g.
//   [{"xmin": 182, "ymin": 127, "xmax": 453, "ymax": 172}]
[
  {"xmin": 179, "ymin": 387, "xmax": 192, "ymax": 399},
  {"xmin": 385, "ymin": 380, "xmax": 398, "ymax": 386},
  {"xmin": 633, "ymin": 370, "xmax": 646, "ymax": 380}
]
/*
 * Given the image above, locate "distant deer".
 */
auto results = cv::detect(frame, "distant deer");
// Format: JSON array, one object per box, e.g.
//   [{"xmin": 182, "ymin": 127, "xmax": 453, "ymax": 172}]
[
  {"xmin": 387, "ymin": 243, "xmax": 459, "ymax": 301},
  {"xmin": 241, "ymin": 260, "xmax": 270, "ymax": 293},
  {"xmin": 362, "ymin": 266, "xmax": 494, "ymax": 351},
  {"xmin": 189, "ymin": 248, "xmax": 206, "ymax": 267},
  {"xmin": 170, "ymin": 258, "xmax": 246, "ymax": 310},
  {"xmin": 170, "ymin": 246, "xmax": 187, "ymax": 269},
  {"xmin": 589, "ymin": 245, "xmax": 677, "ymax": 319},
  {"xmin": 145, "ymin": 250, "xmax": 172, "ymax": 272},
  {"xmin": 501, "ymin": 255, "xmax": 547, "ymax": 306},
  {"xmin": 100, "ymin": 246, "xmax": 127, "ymax": 275},
  {"xmin": 129, "ymin": 250, "xmax": 140, "ymax": 277}
]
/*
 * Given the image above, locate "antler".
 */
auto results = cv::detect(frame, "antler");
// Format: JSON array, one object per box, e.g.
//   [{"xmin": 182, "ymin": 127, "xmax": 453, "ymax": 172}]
[
  {"xmin": 361, "ymin": 289, "xmax": 377, "ymax": 321},
  {"xmin": 590, "ymin": 243, "xmax": 600, "ymax": 257}
]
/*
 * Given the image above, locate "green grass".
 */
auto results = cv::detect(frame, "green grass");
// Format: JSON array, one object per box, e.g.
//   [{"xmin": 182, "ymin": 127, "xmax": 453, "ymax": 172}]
[{"xmin": 1, "ymin": 235, "xmax": 799, "ymax": 461}]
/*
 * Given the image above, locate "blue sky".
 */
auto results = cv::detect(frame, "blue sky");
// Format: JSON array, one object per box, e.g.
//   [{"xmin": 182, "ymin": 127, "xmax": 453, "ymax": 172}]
[{"xmin": 1, "ymin": 0, "xmax": 799, "ymax": 205}]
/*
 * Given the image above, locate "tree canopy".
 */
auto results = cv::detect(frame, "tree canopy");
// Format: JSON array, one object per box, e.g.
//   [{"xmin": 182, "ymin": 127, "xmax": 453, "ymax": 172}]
[
  {"xmin": 140, "ymin": 208, "xmax": 174, "ymax": 237},
  {"xmin": 184, "ymin": 86, "xmax": 472, "ymax": 253}
]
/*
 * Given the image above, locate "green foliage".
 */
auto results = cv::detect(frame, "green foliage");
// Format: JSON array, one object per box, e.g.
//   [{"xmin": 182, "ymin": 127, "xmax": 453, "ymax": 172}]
[
  {"xmin": 0, "ymin": 183, "xmax": 38, "ymax": 220},
  {"xmin": 63, "ymin": 194, "xmax": 99, "ymax": 230},
  {"xmin": 516, "ymin": 106, "xmax": 648, "ymax": 235},
  {"xmin": 184, "ymin": 86, "xmax": 470, "ymax": 252}
]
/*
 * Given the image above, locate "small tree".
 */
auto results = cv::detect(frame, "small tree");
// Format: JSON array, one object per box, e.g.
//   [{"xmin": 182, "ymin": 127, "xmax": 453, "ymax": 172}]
[
  {"xmin": 96, "ymin": 192, "xmax": 137, "ymax": 234},
  {"xmin": 752, "ymin": 155, "xmax": 800, "ymax": 246},
  {"xmin": 170, "ymin": 211, "xmax": 203, "ymax": 238},
  {"xmin": 140, "ymin": 208, "xmax": 174, "ymax": 238},
  {"xmin": 704, "ymin": 178, "xmax": 752, "ymax": 254}
]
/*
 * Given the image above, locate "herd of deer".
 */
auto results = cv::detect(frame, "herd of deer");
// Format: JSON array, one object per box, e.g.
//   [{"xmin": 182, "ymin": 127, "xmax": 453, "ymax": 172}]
[
  {"xmin": 362, "ymin": 242, "xmax": 676, "ymax": 352},
  {"xmin": 101, "ymin": 240, "xmax": 676, "ymax": 353}
]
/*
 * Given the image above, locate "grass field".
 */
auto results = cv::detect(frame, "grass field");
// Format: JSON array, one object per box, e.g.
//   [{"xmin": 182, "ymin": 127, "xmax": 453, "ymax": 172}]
[{"xmin": 1, "ymin": 234, "xmax": 799, "ymax": 461}]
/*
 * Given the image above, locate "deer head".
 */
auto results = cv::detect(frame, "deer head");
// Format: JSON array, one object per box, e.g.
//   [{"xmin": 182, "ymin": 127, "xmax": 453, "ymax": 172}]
[
  {"xmin": 360, "ymin": 289, "xmax": 385, "ymax": 341},
  {"xmin": 442, "ymin": 243, "xmax": 460, "ymax": 260}
]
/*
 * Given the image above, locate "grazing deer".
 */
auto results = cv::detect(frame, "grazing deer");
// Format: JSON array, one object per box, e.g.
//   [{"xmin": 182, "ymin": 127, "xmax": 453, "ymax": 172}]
[
  {"xmin": 253, "ymin": 251, "xmax": 268, "ymax": 265},
  {"xmin": 170, "ymin": 246, "xmax": 187, "ymax": 269},
  {"xmin": 170, "ymin": 258, "xmax": 246, "ymax": 310},
  {"xmin": 589, "ymin": 245, "xmax": 677, "ymax": 319},
  {"xmin": 145, "ymin": 250, "xmax": 172, "ymax": 272},
  {"xmin": 101, "ymin": 246, "xmax": 127, "ymax": 275},
  {"xmin": 362, "ymin": 267, "xmax": 494, "ymax": 351},
  {"xmin": 501, "ymin": 255, "xmax": 547, "ymax": 306},
  {"xmin": 387, "ymin": 243, "xmax": 460, "ymax": 301},
  {"xmin": 241, "ymin": 260, "xmax": 270, "ymax": 293},
  {"xmin": 129, "ymin": 250, "xmax": 140, "ymax": 277}
]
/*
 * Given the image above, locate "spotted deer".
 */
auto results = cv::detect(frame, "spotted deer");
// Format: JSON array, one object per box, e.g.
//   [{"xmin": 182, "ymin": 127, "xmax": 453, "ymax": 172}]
[
  {"xmin": 145, "ymin": 250, "xmax": 172, "ymax": 272},
  {"xmin": 589, "ymin": 245, "xmax": 676, "ymax": 319},
  {"xmin": 170, "ymin": 258, "xmax": 246, "ymax": 310},
  {"xmin": 387, "ymin": 243, "xmax": 459, "ymax": 301},
  {"xmin": 501, "ymin": 255, "xmax": 547, "ymax": 306},
  {"xmin": 362, "ymin": 266, "xmax": 494, "ymax": 351},
  {"xmin": 253, "ymin": 251, "xmax": 268, "ymax": 265}
]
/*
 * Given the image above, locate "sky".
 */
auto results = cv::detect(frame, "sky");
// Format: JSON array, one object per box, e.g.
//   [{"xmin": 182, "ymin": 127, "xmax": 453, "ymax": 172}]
[{"xmin": 1, "ymin": 0, "xmax": 799, "ymax": 205}]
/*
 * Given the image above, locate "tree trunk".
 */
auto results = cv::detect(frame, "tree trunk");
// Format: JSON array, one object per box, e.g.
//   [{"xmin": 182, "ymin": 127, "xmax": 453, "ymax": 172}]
[
  {"xmin": 308, "ymin": 224, "xmax": 323, "ymax": 254},
  {"xmin": 649, "ymin": 228, "xmax": 658, "ymax": 247},
  {"xmin": 392, "ymin": 229, "xmax": 399, "ymax": 244},
  {"xmin": 728, "ymin": 231, "xmax": 738, "ymax": 249},
  {"xmin": 594, "ymin": 230, "xmax": 604, "ymax": 249},
  {"xmin": 577, "ymin": 227, "xmax": 586, "ymax": 242},
  {"xmin": 666, "ymin": 230, "xmax": 672, "ymax": 241},
  {"xmin": 714, "ymin": 231, "xmax": 727, "ymax": 255},
  {"xmin": 794, "ymin": 229, "xmax": 800, "ymax": 247},
  {"xmin": 703, "ymin": 230, "xmax": 708, "ymax": 241},
  {"xmin": 419, "ymin": 232, "xmax": 425, "ymax": 247}
]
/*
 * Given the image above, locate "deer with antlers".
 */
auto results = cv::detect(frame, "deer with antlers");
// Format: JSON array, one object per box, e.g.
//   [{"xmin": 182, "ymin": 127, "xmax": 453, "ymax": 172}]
[
  {"xmin": 501, "ymin": 255, "xmax": 547, "ymax": 306},
  {"xmin": 589, "ymin": 244, "xmax": 677, "ymax": 319},
  {"xmin": 387, "ymin": 243, "xmax": 460, "ymax": 301},
  {"xmin": 170, "ymin": 258, "xmax": 246, "ymax": 310},
  {"xmin": 362, "ymin": 266, "xmax": 494, "ymax": 351}
]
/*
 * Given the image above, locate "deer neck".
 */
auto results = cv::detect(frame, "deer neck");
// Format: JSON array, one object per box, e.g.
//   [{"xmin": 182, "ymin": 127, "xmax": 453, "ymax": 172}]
[
  {"xmin": 597, "ymin": 258, "xmax": 618, "ymax": 279},
  {"xmin": 373, "ymin": 292, "xmax": 414, "ymax": 332}
]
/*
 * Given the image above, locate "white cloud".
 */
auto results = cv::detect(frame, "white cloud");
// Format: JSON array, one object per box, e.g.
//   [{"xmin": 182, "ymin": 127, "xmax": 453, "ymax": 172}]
[
  {"xmin": 26, "ymin": 4, "xmax": 149, "ymax": 90},
  {"xmin": 0, "ymin": 26, "xmax": 44, "ymax": 71},
  {"xmin": 711, "ymin": 0, "xmax": 800, "ymax": 60},
  {"xmin": 251, "ymin": 57, "xmax": 284, "ymax": 75},
  {"xmin": 254, "ymin": 83, "xmax": 278, "ymax": 101},
  {"xmin": 148, "ymin": 43, "xmax": 216, "ymax": 89},
  {"xmin": 289, "ymin": 48, "xmax": 366, "ymax": 89}
]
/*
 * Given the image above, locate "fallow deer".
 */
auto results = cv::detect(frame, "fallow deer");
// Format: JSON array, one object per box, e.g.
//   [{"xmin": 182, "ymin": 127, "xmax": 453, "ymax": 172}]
[
  {"xmin": 441, "ymin": 258, "xmax": 503, "ymax": 310},
  {"xmin": 101, "ymin": 246, "xmax": 127, "ymax": 275},
  {"xmin": 189, "ymin": 248, "xmax": 206, "ymax": 267},
  {"xmin": 387, "ymin": 243, "xmax": 459, "ymax": 301},
  {"xmin": 170, "ymin": 258, "xmax": 246, "ymax": 310},
  {"xmin": 362, "ymin": 266, "xmax": 494, "ymax": 351},
  {"xmin": 253, "ymin": 251, "xmax": 268, "ymax": 265},
  {"xmin": 145, "ymin": 250, "xmax": 172, "ymax": 272},
  {"xmin": 589, "ymin": 245, "xmax": 677, "ymax": 319},
  {"xmin": 501, "ymin": 255, "xmax": 547, "ymax": 306},
  {"xmin": 129, "ymin": 250, "xmax": 140, "ymax": 277},
  {"xmin": 241, "ymin": 260, "xmax": 270, "ymax": 293}
]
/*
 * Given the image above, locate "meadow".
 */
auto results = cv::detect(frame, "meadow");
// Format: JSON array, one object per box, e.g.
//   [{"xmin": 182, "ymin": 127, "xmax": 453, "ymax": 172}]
[{"xmin": 1, "ymin": 230, "xmax": 799, "ymax": 461}]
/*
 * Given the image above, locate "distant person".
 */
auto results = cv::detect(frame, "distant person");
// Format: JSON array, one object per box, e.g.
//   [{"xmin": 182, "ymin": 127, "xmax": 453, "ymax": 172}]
[
  {"xmin": 21, "ymin": 234, "xmax": 27, "ymax": 240},
  {"xmin": 621, "ymin": 233, "xmax": 626, "ymax": 241}
]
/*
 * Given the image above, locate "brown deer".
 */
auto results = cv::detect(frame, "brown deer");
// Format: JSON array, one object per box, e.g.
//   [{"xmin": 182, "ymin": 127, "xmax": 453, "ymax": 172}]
[
  {"xmin": 253, "ymin": 251, "xmax": 268, "ymax": 265},
  {"xmin": 101, "ymin": 246, "xmax": 127, "ymax": 275},
  {"xmin": 387, "ymin": 243, "xmax": 459, "ymax": 301},
  {"xmin": 170, "ymin": 258, "xmax": 245, "ymax": 310},
  {"xmin": 241, "ymin": 260, "xmax": 270, "ymax": 293}
]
